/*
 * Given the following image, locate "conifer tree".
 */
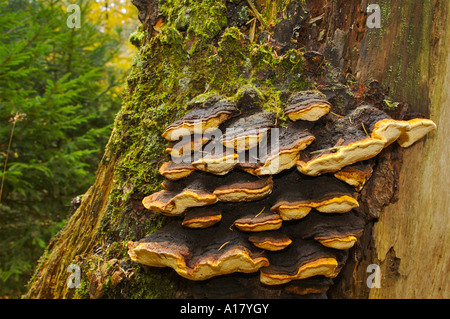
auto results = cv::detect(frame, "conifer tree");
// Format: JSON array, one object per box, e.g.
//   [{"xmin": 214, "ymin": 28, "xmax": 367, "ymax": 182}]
[{"xmin": 0, "ymin": 0, "xmax": 125, "ymax": 296}]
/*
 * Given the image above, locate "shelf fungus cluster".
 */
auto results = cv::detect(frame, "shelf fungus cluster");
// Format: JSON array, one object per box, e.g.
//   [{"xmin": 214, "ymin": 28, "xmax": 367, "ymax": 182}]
[{"xmin": 128, "ymin": 92, "xmax": 436, "ymax": 297}]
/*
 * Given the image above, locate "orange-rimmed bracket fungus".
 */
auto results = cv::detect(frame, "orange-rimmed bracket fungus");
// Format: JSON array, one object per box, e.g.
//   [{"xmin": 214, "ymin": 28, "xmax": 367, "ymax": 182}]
[
  {"xmin": 161, "ymin": 99, "xmax": 236, "ymax": 142},
  {"xmin": 296, "ymin": 105, "xmax": 436, "ymax": 176},
  {"xmin": 285, "ymin": 90, "xmax": 332, "ymax": 121}
]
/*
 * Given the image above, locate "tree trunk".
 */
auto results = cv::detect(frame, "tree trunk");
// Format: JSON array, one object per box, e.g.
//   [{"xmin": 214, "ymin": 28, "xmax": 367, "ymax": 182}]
[
  {"xmin": 25, "ymin": 0, "xmax": 449, "ymax": 299},
  {"xmin": 331, "ymin": 0, "xmax": 450, "ymax": 299}
]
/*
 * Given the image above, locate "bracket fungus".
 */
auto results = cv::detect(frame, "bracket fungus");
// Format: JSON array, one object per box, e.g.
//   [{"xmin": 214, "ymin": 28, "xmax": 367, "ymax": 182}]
[
  {"xmin": 269, "ymin": 171, "xmax": 359, "ymax": 220},
  {"xmin": 212, "ymin": 174, "xmax": 273, "ymax": 202},
  {"xmin": 220, "ymin": 111, "xmax": 276, "ymax": 151},
  {"xmin": 259, "ymin": 240, "xmax": 346, "ymax": 285},
  {"xmin": 294, "ymin": 210, "xmax": 366, "ymax": 250},
  {"xmin": 296, "ymin": 105, "xmax": 437, "ymax": 176},
  {"xmin": 285, "ymin": 91, "xmax": 332, "ymax": 121},
  {"xmin": 234, "ymin": 211, "xmax": 283, "ymax": 232},
  {"xmin": 397, "ymin": 118, "xmax": 437, "ymax": 148},
  {"xmin": 191, "ymin": 141, "xmax": 239, "ymax": 175},
  {"xmin": 159, "ymin": 161, "xmax": 195, "ymax": 180},
  {"xmin": 181, "ymin": 207, "xmax": 222, "ymax": 229},
  {"xmin": 165, "ymin": 135, "xmax": 210, "ymax": 159},
  {"xmin": 248, "ymin": 232, "xmax": 293, "ymax": 251},
  {"xmin": 333, "ymin": 161, "xmax": 374, "ymax": 191},
  {"xmin": 239, "ymin": 121, "xmax": 315, "ymax": 176},
  {"xmin": 142, "ymin": 187, "xmax": 217, "ymax": 216},
  {"xmin": 129, "ymin": 86, "xmax": 436, "ymax": 298},
  {"xmin": 161, "ymin": 99, "xmax": 236, "ymax": 141},
  {"xmin": 128, "ymin": 209, "xmax": 270, "ymax": 281}
]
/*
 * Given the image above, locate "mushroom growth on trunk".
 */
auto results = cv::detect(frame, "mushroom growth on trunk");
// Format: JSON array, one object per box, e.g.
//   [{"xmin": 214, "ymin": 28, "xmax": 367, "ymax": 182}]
[{"xmin": 128, "ymin": 87, "xmax": 436, "ymax": 297}]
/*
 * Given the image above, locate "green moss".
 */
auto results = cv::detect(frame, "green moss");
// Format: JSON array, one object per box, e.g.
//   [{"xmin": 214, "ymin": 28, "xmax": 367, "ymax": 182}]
[
  {"xmin": 218, "ymin": 26, "xmax": 250, "ymax": 63},
  {"xmin": 73, "ymin": 276, "xmax": 90, "ymax": 299},
  {"xmin": 129, "ymin": 26, "xmax": 145, "ymax": 48},
  {"xmin": 129, "ymin": 267, "xmax": 175, "ymax": 299},
  {"xmin": 383, "ymin": 99, "xmax": 399, "ymax": 110},
  {"xmin": 250, "ymin": 44, "xmax": 280, "ymax": 70},
  {"xmin": 380, "ymin": 0, "xmax": 392, "ymax": 24},
  {"xmin": 160, "ymin": 0, "xmax": 227, "ymax": 47},
  {"xmin": 25, "ymin": 248, "xmax": 50, "ymax": 296}
]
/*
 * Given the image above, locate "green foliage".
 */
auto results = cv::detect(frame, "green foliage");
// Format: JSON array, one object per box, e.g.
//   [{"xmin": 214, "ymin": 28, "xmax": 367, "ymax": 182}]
[{"xmin": 0, "ymin": 0, "xmax": 124, "ymax": 297}]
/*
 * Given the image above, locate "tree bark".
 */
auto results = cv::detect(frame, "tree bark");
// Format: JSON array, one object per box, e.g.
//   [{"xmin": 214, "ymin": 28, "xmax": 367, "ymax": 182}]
[
  {"xmin": 25, "ymin": 0, "xmax": 449, "ymax": 299},
  {"xmin": 332, "ymin": 0, "xmax": 450, "ymax": 299}
]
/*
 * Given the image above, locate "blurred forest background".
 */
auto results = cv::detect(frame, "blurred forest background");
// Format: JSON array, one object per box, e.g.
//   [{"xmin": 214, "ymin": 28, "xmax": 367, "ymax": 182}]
[{"xmin": 0, "ymin": 0, "xmax": 138, "ymax": 297}]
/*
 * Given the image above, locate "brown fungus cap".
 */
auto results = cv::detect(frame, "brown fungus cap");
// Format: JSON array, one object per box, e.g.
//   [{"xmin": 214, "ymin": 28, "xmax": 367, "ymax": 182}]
[
  {"xmin": 161, "ymin": 100, "xmax": 236, "ymax": 141},
  {"xmin": 159, "ymin": 161, "xmax": 195, "ymax": 180},
  {"xmin": 239, "ymin": 121, "xmax": 315, "ymax": 176},
  {"xmin": 142, "ymin": 186, "xmax": 217, "ymax": 216},
  {"xmin": 181, "ymin": 207, "xmax": 222, "ymax": 228},
  {"xmin": 271, "ymin": 195, "xmax": 359, "ymax": 221},
  {"xmin": 248, "ymin": 232, "xmax": 292, "ymax": 251},
  {"xmin": 158, "ymin": 171, "xmax": 274, "ymax": 209},
  {"xmin": 128, "ymin": 213, "xmax": 269, "ymax": 281},
  {"xmin": 296, "ymin": 105, "xmax": 393, "ymax": 176},
  {"xmin": 297, "ymin": 138, "xmax": 385, "ymax": 176},
  {"xmin": 283, "ymin": 277, "xmax": 334, "ymax": 296},
  {"xmin": 219, "ymin": 112, "xmax": 276, "ymax": 151},
  {"xmin": 259, "ymin": 239, "xmax": 347, "ymax": 285},
  {"xmin": 297, "ymin": 105, "xmax": 436, "ymax": 176},
  {"xmin": 165, "ymin": 135, "xmax": 210, "ymax": 159},
  {"xmin": 370, "ymin": 118, "xmax": 411, "ymax": 146},
  {"xmin": 294, "ymin": 210, "xmax": 366, "ymax": 250},
  {"xmin": 191, "ymin": 140, "xmax": 238, "ymax": 175},
  {"xmin": 284, "ymin": 91, "xmax": 332, "ymax": 122},
  {"xmin": 397, "ymin": 118, "xmax": 437, "ymax": 148},
  {"xmin": 269, "ymin": 171, "xmax": 359, "ymax": 220},
  {"xmin": 333, "ymin": 161, "xmax": 374, "ymax": 191},
  {"xmin": 159, "ymin": 171, "xmax": 215, "ymax": 192},
  {"xmin": 213, "ymin": 175, "xmax": 273, "ymax": 202},
  {"xmin": 234, "ymin": 211, "xmax": 283, "ymax": 232}
]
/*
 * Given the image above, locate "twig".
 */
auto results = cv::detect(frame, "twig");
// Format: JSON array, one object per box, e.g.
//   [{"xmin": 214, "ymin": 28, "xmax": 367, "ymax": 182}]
[
  {"xmin": 330, "ymin": 111, "xmax": 343, "ymax": 118},
  {"xmin": 352, "ymin": 251, "xmax": 362, "ymax": 284},
  {"xmin": 361, "ymin": 122, "xmax": 369, "ymax": 138},
  {"xmin": 217, "ymin": 241, "xmax": 230, "ymax": 252},
  {"xmin": 0, "ymin": 112, "xmax": 26, "ymax": 203},
  {"xmin": 246, "ymin": 0, "xmax": 267, "ymax": 28},
  {"xmin": 309, "ymin": 145, "xmax": 342, "ymax": 155},
  {"xmin": 249, "ymin": 17, "xmax": 256, "ymax": 42},
  {"xmin": 255, "ymin": 206, "xmax": 265, "ymax": 218},
  {"xmin": 1, "ymin": 119, "xmax": 16, "ymax": 202}
]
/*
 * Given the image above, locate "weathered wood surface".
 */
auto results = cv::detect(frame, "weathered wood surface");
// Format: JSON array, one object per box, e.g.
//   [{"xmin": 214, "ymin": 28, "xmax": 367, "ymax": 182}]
[{"xmin": 330, "ymin": 0, "xmax": 449, "ymax": 298}]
